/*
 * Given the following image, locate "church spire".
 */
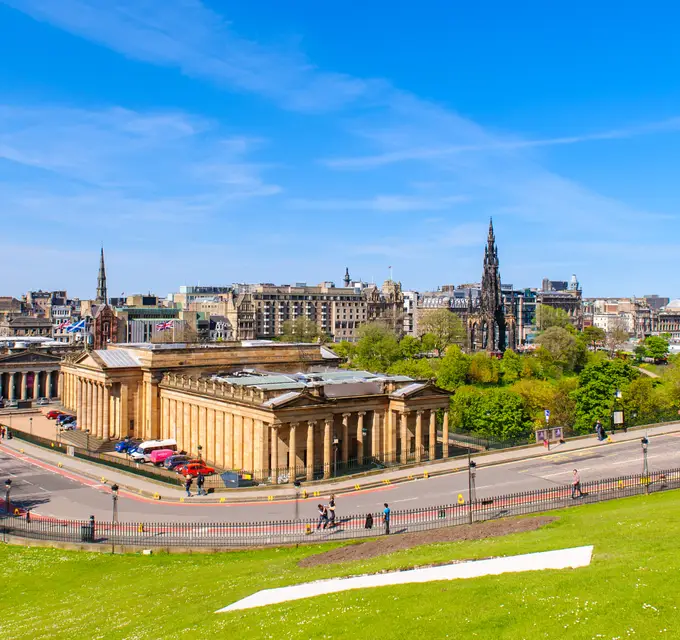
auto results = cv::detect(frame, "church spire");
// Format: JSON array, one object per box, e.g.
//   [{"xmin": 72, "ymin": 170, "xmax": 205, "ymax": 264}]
[
  {"xmin": 344, "ymin": 267, "xmax": 351, "ymax": 287},
  {"xmin": 96, "ymin": 247, "xmax": 108, "ymax": 304}
]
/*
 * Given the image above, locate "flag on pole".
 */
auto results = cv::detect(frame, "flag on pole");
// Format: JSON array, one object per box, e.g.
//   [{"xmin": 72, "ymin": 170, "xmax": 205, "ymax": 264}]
[
  {"xmin": 57, "ymin": 320, "xmax": 69, "ymax": 330},
  {"xmin": 66, "ymin": 319, "xmax": 86, "ymax": 333},
  {"xmin": 156, "ymin": 320, "xmax": 174, "ymax": 331}
]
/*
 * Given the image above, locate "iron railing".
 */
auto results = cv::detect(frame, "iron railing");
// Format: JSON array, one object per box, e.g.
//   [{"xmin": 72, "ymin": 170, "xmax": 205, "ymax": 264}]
[{"xmin": 2, "ymin": 468, "xmax": 677, "ymax": 548}]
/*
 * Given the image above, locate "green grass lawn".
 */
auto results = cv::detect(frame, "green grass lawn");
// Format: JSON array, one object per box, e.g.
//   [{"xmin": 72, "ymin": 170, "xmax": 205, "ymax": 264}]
[{"xmin": 2, "ymin": 492, "xmax": 680, "ymax": 639}]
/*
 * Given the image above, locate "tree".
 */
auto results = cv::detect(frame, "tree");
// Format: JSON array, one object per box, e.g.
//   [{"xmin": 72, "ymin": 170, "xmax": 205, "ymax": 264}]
[
  {"xmin": 500, "ymin": 349, "xmax": 523, "ymax": 383},
  {"xmin": 436, "ymin": 345, "xmax": 471, "ymax": 390},
  {"xmin": 534, "ymin": 326, "xmax": 587, "ymax": 373},
  {"xmin": 468, "ymin": 352, "xmax": 501, "ymax": 385},
  {"xmin": 352, "ymin": 323, "xmax": 401, "ymax": 372},
  {"xmin": 605, "ymin": 323, "xmax": 630, "ymax": 354},
  {"xmin": 279, "ymin": 317, "xmax": 322, "ymax": 343},
  {"xmin": 572, "ymin": 359, "xmax": 638, "ymax": 433},
  {"xmin": 535, "ymin": 304, "xmax": 572, "ymax": 330},
  {"xmin": 582, "ymin": 326, "xmax": 606, "ymax": 349},
  {"xmin": 399, "ymin": 335, "xmax": 422, "ymax": 359},
  {"xmin": 388, "ymin": 358, "xmax": 438, "ymax": 379},
  {"xmin": 644, "ymin": 336, "xmax": 670, "ymax": 362},
  {"xmin": 417, "ymin": 309, "xmax": 465, "ymax": 354}
]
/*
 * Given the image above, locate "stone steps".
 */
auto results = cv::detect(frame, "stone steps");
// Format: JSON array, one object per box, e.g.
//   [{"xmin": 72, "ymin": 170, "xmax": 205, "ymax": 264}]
[{"xmin": 60, "ymin": 429, "xmax": 117, "ymax": 453}]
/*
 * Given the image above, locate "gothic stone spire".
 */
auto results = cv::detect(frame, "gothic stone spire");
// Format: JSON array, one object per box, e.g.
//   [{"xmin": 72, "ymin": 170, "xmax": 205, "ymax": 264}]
[
  {"xmin": 344, "ymin": 267, "xmax": 351, "ymax": 287},
  {"xmin": 96, "ymin": 247, "xmax": 108, "ymax": 304}
]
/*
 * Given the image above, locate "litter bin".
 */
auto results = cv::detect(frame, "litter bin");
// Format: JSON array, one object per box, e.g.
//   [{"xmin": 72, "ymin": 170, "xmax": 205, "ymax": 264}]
[{"xmin": 80, "ymin": 516, "xmax": 95, "ymax": 542}]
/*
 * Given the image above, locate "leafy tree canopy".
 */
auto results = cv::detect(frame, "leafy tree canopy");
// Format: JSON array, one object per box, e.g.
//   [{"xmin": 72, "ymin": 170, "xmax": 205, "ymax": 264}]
[
  {"xmin": 436, "ymin": 345, "xmax": 471, "ymax": 390},
  {"xmin": 417, "ymin": 308, "xmax": 465, "ymax": 354},
  {"xmin": 535, "ymin": 304, "xmax": 572, "ymax": 330},
  {"xmin": 280, "ymin": 317, "xmax": 323, "ymax": 343},
  {"xmin": 352, "ymin": 323, "xmax": 401, "ymax": 372}
]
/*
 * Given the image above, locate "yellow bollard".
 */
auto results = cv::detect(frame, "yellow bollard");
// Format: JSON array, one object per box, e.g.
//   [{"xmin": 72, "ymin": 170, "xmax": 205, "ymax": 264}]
[
  {"xmin": 57, "ymin": 462, "xmax": 63, "ymax": 468},
  {"xmin": 302, "ymin": 489, "xmax": 308, "ymax": 499},
  {"xmin": 354, "ymin": 483, "xmax": 361, "ymax": 490},
  {"xmin": 305, "ymin": 524, "xmax": 312, "ymax": 535},
  {"xmin": 153, "ymin": 493, "xmax": 160, "ymax": 500},
  {"xmin": 267, "ymin": 495, "xmax": 274, "ymax": 501},
  {"xmin": 423, "ymin": 471, "xmax": 429, "ymax": 479},
  {"xmin": 138, "ymin": 523, "xmax": 144, "ymax": 533},
  {"xmin": 14, "ymin": 508, "xmax": 20, "ymax": 515},
  {"xmin": 457, "ymin": 493, "xmax": 465, "ymax": 505},
  {"xmin": 219, "ymin": 497, "xmax": 226, "ymax": 503}
]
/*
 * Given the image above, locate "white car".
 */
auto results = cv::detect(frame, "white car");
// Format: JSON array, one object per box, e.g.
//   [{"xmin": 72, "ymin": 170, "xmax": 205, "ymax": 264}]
[{"xmin": 37, "ymin": 397, "xmax": 50, "ymax": 406}]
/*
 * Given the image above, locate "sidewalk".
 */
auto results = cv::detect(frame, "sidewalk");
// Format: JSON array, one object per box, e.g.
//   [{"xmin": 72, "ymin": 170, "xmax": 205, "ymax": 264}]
[{"xmin": 2, "ymin": 421, "xmax": 679, "ymax": 504}]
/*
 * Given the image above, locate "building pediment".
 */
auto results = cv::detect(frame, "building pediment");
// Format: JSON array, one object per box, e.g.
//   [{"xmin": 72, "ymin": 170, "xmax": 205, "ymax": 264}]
[
  {"xmin": 262, "ymin": 391, "xmax": 329, "ymax": 409},
  {"xmin": 0, "ymin": 350, "xmax": 63, "ymax": 366},
  {"xmin": 390, "ymin": 381, "xmax": 451, "ymax": 400}
]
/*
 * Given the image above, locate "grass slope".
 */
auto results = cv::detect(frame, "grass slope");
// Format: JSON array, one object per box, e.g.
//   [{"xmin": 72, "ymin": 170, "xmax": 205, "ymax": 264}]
[{"xmin": 2, "ymin": 492, "xmax": 680, "ymax": 639}]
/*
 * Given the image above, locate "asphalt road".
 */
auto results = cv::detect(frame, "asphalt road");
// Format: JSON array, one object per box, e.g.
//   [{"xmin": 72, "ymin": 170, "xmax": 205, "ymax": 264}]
[{"xmin": 2, "ymin": 434, "xmax": 679, "ymax": 523}]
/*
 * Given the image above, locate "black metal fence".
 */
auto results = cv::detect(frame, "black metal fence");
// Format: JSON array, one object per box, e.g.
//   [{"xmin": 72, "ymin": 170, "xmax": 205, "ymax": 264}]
[{"xmin": 2, "ymin": 468, "xmax": 678, "ymax": 548}]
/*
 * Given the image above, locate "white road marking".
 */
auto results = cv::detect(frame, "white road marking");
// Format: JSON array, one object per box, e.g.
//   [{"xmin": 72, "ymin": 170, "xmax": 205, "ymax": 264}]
[
  {"xmin": 217, "ymin": 546, "xmax": 595, "ymax": 612},
  {"xmin": 389, "ymin": 497, "xmax": 421, "ymax": 504}
]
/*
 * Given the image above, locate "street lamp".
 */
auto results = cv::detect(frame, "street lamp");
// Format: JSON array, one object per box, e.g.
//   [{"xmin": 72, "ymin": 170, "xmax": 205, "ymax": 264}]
[
  {"xmin": 4, "ymin": 479, "xmax": 11, "ymax": 515},
  {"xmin": 332, "ymin": 436, "xmax": 339, "ymax": 477},
  {"xmin": 84, "ymin": 429, "xmax": 90, "ymax": 453},
  {"xmin": 293, "ymin": 480, "xmax": 301, "ymax": 521},
  {"xmin": 467, "ymin": 451, "xmax": 477, "ymax": 524},
  {"xmin": 197, "ymin": 444, "xmax": 203, "ymax": 461},
  {"xmin": 29, "ymin": 417, "xmax": 33, "ymax": 437},
  {"xmin": 111, "ymin": 484, "xmax": 119, "ymax": 523},
  {"xmin": 641, "ymin": 437, "xmax": 649, "ymax": 478}
]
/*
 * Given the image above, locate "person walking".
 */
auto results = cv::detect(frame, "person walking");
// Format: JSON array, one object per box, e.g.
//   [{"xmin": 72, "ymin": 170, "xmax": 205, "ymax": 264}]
[
  {"xmin": 383, "ymin": 502, "xmax": 391, "ymax": 535},
  {"xmin": 328, "ymin": 494, "xmax": 336, "ymax": 528},
  {"xmin": 184, "ymin": 476, "xmax": 193, "ymax": 498},
  {"xmin": 196, "ymin": 472, "xmax": 206, "ymax": 496},
  {"xmin": 572, "ymin": 469, "xmax": 583, "ymax": 499},
  {"xmin": 316, "ymin": 504, "xmax": 328, "ymax": 530},
  {"xmin": 594, "ymin": 420, "xmax": 604, "ymax": 441}
]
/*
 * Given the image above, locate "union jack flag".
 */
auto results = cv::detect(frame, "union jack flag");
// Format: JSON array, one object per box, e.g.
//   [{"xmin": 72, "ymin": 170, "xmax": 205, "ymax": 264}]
[
  {"xmin": 57, "ymin": 320, "xmax": 69, "ymax": 330},
  {"xmin": 156, "ymin": 320, "xmax": 174, "ymax": 331}
]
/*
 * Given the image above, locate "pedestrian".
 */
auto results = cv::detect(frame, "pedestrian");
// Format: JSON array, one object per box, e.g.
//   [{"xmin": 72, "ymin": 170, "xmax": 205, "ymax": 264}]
[
  {"xmin": 316, "ymin": 503, "xmax": 328, "ymax": 530},
  {"xmin": 594, "ymin": 420, "xmax": 604, "ymax": 441},
  {"xmin": 571, "ymin": 469, "xmax": 583, "ymax": 499},
  {"xmin": 383, "ymin": 502, "xmax": 391, "ymax": 535},
  {"xmin": 196, "ymin": 472, "xmax": 206, "ymax": 496},
  {"xmin": 184, "ymin": 475, "xmax": 193, "ymax": 497},
  {"xmin": 328, "ymin": 494, "xmax": 336, "ymax": 528}
]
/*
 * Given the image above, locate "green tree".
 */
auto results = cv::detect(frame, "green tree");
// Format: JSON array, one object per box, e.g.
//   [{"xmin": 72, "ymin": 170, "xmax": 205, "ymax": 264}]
[
  {"xmin": 330, "ymin": 340, "xmax": 355, "ymax": 364},
  {"xmin": 388, "ymin": 358, "xmax": 438, "ymax": 379},
  {"xmin": 535, "ymin": 326, "xmax": 587, "ymax": 373},
  {"xmin": 352, "ymin": 323, "xmax": 401, "ymax": 372},
  {"xmin": 419, "ymin": 332, "xmax": 437, "ymax": 353},
  {"xmin": 535, "ymin": 304, "xmax": 572, "ymax": 330},
  {"xmin": 399, "ymin": 335, "xmax": 422, "ymax": 359},
  {"xmin": 582, "ymin": 326, "xmax": 606, "ymax": 349},
  {"xmin": 280, "ymin": 317, "xmax": 322, "ymax": 343},
  {"xmin": 500, "ymin": 349, "xmax": 523, "ymax": 383},
  {"xmin": 572, "ymin": 359, "xmax": 638, "ymax": 433},
  {"xmin": 644, "ymin": 336, "xmax": 670, "ymax": 361},
  {"xmin": 605, "ymin": 324, "xmax": 630, "ymax": 354},
  {"xmin": 436, "ymin": 345, "xmax": 471, "ymax": 390},
  {"xmin": 468, "ymin": 351, "xmax": 501, "ymax": 384},
  {"xmin": 417, "ymin": 309, "xmax": 465, "ymax": 354}
]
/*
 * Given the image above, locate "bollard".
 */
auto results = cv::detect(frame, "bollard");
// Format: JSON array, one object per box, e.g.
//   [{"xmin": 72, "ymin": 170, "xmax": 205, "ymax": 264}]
[
  {"xmin": 457, "ymin": 493, "xmax": 465, "ymax": 505},
  {"xmin": 138, "ymin": 523, "xmax": 144, "ymax": 533},
  {"xmin": 305, "ymin": 524, "xmax": 312, "ymax": 535}
]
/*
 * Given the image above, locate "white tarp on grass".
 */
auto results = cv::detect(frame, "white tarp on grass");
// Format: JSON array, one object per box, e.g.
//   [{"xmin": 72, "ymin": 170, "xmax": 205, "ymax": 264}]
[{"xmin": 217, "ymin": 545, "xmax": 594, "ymax": 613}]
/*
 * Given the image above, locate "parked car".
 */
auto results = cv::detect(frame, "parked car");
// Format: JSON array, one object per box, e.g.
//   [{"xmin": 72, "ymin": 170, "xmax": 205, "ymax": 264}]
[
  {"xmin": 56, "ymin": 414, "xmax": 75, "ymax": 425},
  {"xmin": 148, "ymin": 449, "xmax": 176, "ymax": 466},
  {"xmin": 36, "ymin": 397, "xmax": 50, "ymax": 406},
  {"xmin": 129, "ymin": 439, "xmax": 178, "ymax": 463},
  {"xmin": 61, "ymin": 422, "xmax": 77, "ymax": 431},
  {"xmin": 176, "ymin": 462, "xmax": 216, "ymax": 477},
  {"xmin": 163, "ymin": 454, "xmax": 193, "ymax": 470},
  {"xmin": 46, "ymin": 410, "xmax": 63, "ymax": 420},
  {"xmin": 7, "ymin": 400, "xmax": 18, "ymax": 408},
  {"xmin": 114, "ymin": 438, "xmax": 136, "ymax": 454}
]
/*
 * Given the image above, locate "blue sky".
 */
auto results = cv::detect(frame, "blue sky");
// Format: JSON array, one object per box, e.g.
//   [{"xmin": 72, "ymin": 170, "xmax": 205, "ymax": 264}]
[{"xmin": 1, "ymin": 0, "xmax": 678, "ymax": 299}]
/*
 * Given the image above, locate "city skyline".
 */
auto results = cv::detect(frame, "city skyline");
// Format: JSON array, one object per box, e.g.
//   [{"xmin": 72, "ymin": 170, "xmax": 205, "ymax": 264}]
[{"xmin": 1, "ymin": 1, "xmax": 679, "ymax": 298}]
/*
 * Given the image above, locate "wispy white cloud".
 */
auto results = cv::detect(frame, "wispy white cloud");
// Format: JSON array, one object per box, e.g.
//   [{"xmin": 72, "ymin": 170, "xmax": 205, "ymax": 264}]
[
  {"xmin": 3, "ymin": 0, "xmax": 378, "ymax": 112},
  {"xmin": 288, "ymin": 194, "xmax": 469, "ymax": 212}
]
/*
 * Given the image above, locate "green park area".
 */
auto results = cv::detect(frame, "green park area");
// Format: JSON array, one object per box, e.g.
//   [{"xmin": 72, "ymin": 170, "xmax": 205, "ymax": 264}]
[
  {"xmin": 289, "ymin": 308, "xmax": 680, "ymax": 441},
  {"xmin": 2, "ymin": 489, "xmax": 680, "ymax": 639}
]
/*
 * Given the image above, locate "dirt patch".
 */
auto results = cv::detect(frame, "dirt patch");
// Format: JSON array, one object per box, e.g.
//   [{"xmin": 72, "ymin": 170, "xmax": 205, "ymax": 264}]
[{"xmin": 298, "ymin": 516, "xmax": 557, "ymax": 567}]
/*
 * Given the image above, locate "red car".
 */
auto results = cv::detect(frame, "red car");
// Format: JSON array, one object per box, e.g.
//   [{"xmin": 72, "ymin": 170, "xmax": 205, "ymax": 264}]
[
  {"xmin": 46, "ymin": 410, "xmax": 64, "ymax": 420},
  {"xmin": 176, "ymin": 462, "xmax": 215, "ymax": 477}
]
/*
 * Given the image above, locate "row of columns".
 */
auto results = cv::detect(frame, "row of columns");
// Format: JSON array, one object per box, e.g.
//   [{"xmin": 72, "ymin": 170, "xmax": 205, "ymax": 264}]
[
  {"xmin": 67, "ymin": 376, "xmax": 112, "ymax": 441},
  {"xmin": 269, "ymin": 408, "xmax": 448, "ymax": 484},
  {"xmin": 0, "ymin": 370, "xmax": 57, "ymax": 401}
]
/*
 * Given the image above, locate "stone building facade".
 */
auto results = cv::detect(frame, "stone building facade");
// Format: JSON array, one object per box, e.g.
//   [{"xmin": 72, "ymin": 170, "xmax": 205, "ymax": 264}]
[
  {"xmin": 0, "ymin": 349, "xmax": 62, "ymax": 400},
  {"xmin": 59, "ymin": 342, "xmax": 451, "ymax": 482}
]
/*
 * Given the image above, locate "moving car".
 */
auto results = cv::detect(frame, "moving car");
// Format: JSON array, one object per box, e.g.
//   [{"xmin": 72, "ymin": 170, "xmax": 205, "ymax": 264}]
[
  {"xmin": 148, "ymin": 449, "xmax": 176, "ymax": 466},
  {"xmin": 176, "ymin": 462, "xmax": 215, "ymax": 477},
  {"xmin": 46, "ymin": 410, "xmax": 63, "ymax": 420}
]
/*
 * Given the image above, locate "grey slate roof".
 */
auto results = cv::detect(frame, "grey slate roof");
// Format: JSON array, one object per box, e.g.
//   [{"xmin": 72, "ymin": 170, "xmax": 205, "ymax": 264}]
[{"xmin": 95, "ymin": 349, "xmax": 142, "ymax": 368}]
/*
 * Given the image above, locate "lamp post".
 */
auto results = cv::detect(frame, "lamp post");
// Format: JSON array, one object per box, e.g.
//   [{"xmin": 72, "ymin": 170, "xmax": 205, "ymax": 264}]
[
  {"xmin": 84, "ymin": 429, "xmax": 90, "ymax": 454},
  {"xmin": 641, "ymin": 436, "xmax": 649, "ymax": 477},
  {"xmin": 111, "ymin": 484, "xmax": 119, "ymax": 523},
  {"xmin": 467, "ymin": 449, "xmax": 477, "ymax": 525},
  {"xmin": 29, "ymin": 417, "xmax": 33, "ymax": 437},
  {"xmin": 197, "ymin": 444, "xmax": 203, "ymax": 461},
  {"xmin": 293, "ymin": 480, "xmax": 301, "ymax": 521},
  {"xmin": 333, "ymin": 436, "xmax": 339, "ymax": 477},
  {"xmin": 4, "ymin": 479, "xmax": 11, "ymax": 515}
]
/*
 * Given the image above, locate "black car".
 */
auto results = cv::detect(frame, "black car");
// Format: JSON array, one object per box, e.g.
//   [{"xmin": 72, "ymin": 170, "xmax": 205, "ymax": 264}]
[{"xmin": 164, "ymin": 454, "xmax": 192, "ymax": 470}]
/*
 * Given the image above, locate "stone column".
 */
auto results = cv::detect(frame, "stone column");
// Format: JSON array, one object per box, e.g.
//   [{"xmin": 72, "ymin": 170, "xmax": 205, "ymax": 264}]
[
  {"xmin": 103, "ymin": 384, "xmax": 110, "ymax": 440},
  {"xmin": 356, "ymin": 412, "xmax": 366, "ymax": 464},
  {"xmin": 400, "ymin": 411, "xmax": 409, "ymax": 463},
  {"xmin": 33, "ymin": 372, "xmax": 40, "ymax": 399},
  {"xmin": 20, "ymin": 373, "xmax": 27, "ymax": 400},
  {"xmin": 306, "ymin": 421, "xmax": 316, "ymax": 481},
  {"xmin": 442, "ymin": 410, "xmax": 450, "ymax": 458},
  {"xmin": 341, "ymin": 413, "xmax": 350, "ymax": 463},
  {"xmin": 97, "ymin": 383, "xmax": 105, "ymax": 439},
  {"xmin": 162, "ymin": 397, "xmax": 170, "ymax": 442},
  {"xmin": 9, "ymin": 372, "xmax": 15, "ymax": 401},
  {"xmin": 371, "ymin": 411, "xmax": 381, "ymax": 459},
  {"xmin": 76, "ymin": 378, "xmax": 83, "ymax": 427},
  {"xmin": 429, "ymin": 410, "xmax": 436, "ymax": 460},
  {"xmin": 47, "ymin": 371, "xmax": 54, "ymax": 402},
  {"xmin": 288, "ymin": 422, "xmax": 298, "ymax": 482},
  {"xmin": 259, "ymin": 421, "xmax": 269, "ymax": 480},
  {"xmin": 271, "ymin": 425, "xmax": 279, "ymax": 484},
  {"xmin": 323, "ymin": 417, "xmax": 332, "ymax": 479},
  {"xmin": 415, "ymin": 410, "xmax": 423, "ymax": 463},
  {"xmin": 86, "ymin": 380, "xmax": 93, "ymax": 432}
]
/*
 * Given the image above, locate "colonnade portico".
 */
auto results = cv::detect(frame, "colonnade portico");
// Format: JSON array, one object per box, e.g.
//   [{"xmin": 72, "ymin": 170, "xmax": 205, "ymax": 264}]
[{"xmin": 0, "ymin": 369, "xmax": 59, "ymax": 401}]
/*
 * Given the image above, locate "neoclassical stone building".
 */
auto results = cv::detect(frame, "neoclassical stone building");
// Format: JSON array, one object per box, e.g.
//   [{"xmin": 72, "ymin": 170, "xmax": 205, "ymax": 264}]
[
  {"xmin": 59, "ymin": 342, "xmax": 451, "ymax": 482},
  {"xmin": 0, "ymin": 349, "xmax": 62, "ymax": 401}
]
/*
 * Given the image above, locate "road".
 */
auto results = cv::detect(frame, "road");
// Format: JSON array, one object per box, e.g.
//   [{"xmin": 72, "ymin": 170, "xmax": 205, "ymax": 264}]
[{"xmin": 2, "ymin": 434, "xmax": 679, "ymax": 523}]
